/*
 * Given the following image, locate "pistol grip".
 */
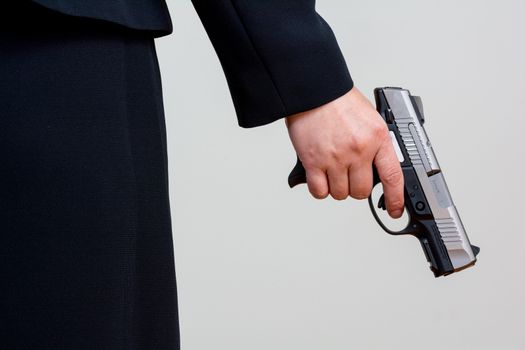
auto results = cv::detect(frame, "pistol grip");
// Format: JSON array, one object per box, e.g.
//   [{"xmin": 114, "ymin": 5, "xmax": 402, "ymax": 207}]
[{"xmin": 288, "ymin": 156, "xmax": 307, "ymax": 188}]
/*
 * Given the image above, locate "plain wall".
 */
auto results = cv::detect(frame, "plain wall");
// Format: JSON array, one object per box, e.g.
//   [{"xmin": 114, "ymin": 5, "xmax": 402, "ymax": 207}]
[{"xmin": 155, "ymin": 1, "xmax": 525, "ymax": 349}]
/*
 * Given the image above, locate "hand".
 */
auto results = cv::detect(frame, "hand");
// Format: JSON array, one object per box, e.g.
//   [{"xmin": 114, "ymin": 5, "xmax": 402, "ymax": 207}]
[{"xmin": 285, "ymin": 87, "xmax": 404, "ymax": 218}]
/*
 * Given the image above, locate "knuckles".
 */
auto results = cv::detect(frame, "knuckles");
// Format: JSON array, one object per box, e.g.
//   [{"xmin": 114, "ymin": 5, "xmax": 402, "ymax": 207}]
[
  {"xmin": 298, "ymin": 116, "xmax": 393, "ymax": 203},
  {"xmin": 349, "ymin": 123, "xmax": 389, "ymax": 157},
  {"xmin": 349, "ymin": 136, "xmax": 368, "ymax": 155},
  {"xmin": 300, "ymin": 122, "xmax": 389, "ymax": 171},
  {"xmin": 372, "ymin": 122, "xmax": 390, "ymax": 141}
]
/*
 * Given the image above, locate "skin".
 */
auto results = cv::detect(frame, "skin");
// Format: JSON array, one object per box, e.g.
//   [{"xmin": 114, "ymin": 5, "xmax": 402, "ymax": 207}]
[{"xmin": 285, "ymin": 86, "xmax": 405, "ymax": 219}]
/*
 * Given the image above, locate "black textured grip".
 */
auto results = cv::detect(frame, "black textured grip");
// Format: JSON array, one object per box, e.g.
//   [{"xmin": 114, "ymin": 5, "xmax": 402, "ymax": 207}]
[{"xmin": 288, "ymin": 156, "xmax": 307, "ymax": 188}]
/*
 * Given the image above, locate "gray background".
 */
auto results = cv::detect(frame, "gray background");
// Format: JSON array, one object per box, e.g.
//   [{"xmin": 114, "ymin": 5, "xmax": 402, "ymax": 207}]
[{"xmin": 155, "ymin": 1, "xmax": 525, "ymax": 349}]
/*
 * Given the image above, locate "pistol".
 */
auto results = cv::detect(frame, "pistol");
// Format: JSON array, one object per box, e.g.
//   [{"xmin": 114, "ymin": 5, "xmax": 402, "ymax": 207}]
[{"xmin": 288, "ymin": 87, "xmax": 479, "ymax": 277}]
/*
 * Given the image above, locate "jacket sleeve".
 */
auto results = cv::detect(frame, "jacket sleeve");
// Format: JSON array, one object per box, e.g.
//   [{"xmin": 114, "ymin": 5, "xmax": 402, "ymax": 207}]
[{"xmin": 191, "ymin": 0, "xmax": 354, "ymax": 128}]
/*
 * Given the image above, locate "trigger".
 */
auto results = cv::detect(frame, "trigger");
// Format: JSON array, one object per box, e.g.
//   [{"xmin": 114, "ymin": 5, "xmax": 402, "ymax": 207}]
[{"xmin": 377, "ymin": 194, "xmax": 387, "ymax": 211}]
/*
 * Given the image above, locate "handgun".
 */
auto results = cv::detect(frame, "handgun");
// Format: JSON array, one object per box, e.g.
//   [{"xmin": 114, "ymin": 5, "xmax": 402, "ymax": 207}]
[{"xmin": 287, "ymin": 87, "xmax": 479, "ymax": 277}]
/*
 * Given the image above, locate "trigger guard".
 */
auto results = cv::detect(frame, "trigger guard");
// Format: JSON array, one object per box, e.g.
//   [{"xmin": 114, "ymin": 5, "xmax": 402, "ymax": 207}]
[{"xmin": 368, "ymin": 185, "xmax": 416, "ymax": 236}]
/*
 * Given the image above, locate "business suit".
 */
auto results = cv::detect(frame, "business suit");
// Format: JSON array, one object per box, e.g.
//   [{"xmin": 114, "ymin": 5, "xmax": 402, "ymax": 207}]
[{"xmin": 0, "ymin": 1, "xmax": 353, "ymax": 349}]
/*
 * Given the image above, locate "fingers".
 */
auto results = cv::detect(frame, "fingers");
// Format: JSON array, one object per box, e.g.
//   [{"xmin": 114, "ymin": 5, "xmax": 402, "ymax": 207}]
[
  {"xmin": 348, "ymin": 162, "xmax": 373, "ymax": 200},
  {"xmin": 307, "ymin": 164, "xmax": 373, "ymax": 201},
  {"xmin": 374, "ymin": 138, "xmax": 405, "ymax": 218},
  {"xmin": 306, "ymin": 168, "xmax": 329, "ymax": 199},
  {"xmin": 327, "ymin": 166, "xmax": 349, "ymax": 200}
]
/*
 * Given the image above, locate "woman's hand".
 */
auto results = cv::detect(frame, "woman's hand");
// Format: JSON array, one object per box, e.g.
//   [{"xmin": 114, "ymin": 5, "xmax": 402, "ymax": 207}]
[{"xmin": 285, "ymin": 87, "xmax": 405, "ymax": 218}]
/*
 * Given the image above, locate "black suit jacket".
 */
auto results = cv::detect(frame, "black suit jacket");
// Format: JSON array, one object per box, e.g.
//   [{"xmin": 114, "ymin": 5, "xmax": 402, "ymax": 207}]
[{"xmin": 31, "ymin": 0, "xmax": 354, "ymax": 128}]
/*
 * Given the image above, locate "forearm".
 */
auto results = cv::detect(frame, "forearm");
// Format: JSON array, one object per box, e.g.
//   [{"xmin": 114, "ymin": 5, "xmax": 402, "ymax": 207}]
[{"xmin": 191, "ymin": 0, "xmax": 353, "ymax": 127}]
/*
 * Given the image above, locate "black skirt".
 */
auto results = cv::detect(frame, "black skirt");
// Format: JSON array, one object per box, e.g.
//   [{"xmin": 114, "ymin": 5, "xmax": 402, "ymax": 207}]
[{"xmin": 0, "ymin": 4, "xmax": 179, "ymax": 349}]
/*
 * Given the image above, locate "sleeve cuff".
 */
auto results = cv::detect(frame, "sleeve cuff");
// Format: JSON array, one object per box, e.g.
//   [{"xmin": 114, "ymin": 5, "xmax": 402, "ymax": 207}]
[{"xmin": 192, "ymin": 0, "xmax": 354, "ymax": 128}]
